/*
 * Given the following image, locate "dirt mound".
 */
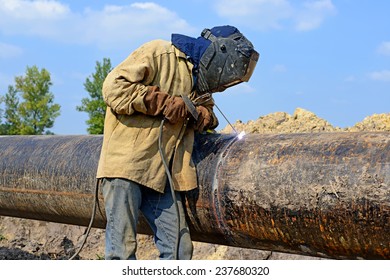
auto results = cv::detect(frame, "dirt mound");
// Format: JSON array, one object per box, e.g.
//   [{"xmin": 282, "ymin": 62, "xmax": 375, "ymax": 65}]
[
  {"xmin": 221, "ymin": 108, "xmax": 390, "ymax": 133},
  {"xmin": 346, "ymin": 113, "xmax": 390, "ymax": 132},
  {"xmin": 220, "ymin": 108, "xmax": 340, "ymax": 134},
  {"xmin": 1, "ymin": 108, "xmax": 389, "ymax": 260}
]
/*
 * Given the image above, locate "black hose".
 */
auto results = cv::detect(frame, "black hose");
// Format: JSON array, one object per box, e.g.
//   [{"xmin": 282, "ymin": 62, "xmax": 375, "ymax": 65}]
[
  {"xmin": 69, "ymin": 179, "xmax": 100, "ymax": 260},
  {"xmin": 158, "ymin": 118, "xmax": 180, "ymax": 260}
]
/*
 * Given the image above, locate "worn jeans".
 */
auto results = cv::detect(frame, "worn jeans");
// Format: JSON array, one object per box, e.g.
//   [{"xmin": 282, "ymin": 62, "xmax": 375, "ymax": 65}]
[{"xmin": 101, "ymin": 178, "xmax": 193, "ymax": 260}]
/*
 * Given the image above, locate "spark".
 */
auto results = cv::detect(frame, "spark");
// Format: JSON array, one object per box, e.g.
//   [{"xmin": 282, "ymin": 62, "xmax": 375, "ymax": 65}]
[{"xmin": 237, "ymin": 131, "xmax": 246, "ymax": 140}]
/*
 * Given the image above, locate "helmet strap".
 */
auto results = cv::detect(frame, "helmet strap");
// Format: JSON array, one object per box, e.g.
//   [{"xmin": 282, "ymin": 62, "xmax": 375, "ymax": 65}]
[{"xmin": 201, "ymin": 29, "xmax": 217, "ymax": 42}]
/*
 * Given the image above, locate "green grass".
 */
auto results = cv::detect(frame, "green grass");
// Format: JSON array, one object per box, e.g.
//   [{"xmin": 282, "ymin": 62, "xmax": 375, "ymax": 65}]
[
  {"xmin": 95, "ymin": 254, "xmax": 105, "ymax": 260},
  {"xmin": 0, "ymin": 234, "xmax": 7, "ymax": 241}
]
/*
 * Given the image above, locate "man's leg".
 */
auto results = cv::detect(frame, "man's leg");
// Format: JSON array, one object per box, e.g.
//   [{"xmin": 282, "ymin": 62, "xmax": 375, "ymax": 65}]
[
  {"xmin": 102, "ymin": 178, "xmax": 142, "ymax": 260},
  {"xmin": 141, "ymin": 185, "xmax": 193, "ymax": 260}
]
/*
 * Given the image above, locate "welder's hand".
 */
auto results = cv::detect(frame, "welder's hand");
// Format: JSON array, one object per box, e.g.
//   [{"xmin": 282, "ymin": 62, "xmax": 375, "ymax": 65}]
[
  {"xmin": 194, "ymin": 106, "xmax": 212, "ymax": 132},
  {"xmin": 144, "ymin": 86, "xmax": 187, "ymax": 124},
  {"xmin": 163, "ymin": 96, "xmax": 188, "ymax": 124}
]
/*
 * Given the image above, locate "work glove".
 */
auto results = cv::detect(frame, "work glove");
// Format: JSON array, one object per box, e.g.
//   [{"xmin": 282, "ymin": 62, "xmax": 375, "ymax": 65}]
[
  {"xmin": 144, "ymin": 86, "xmax": 188, "ymax": 124},
  {"xmin": 194, "ymin": 106, "xmax": 213, "ymax": 132}
]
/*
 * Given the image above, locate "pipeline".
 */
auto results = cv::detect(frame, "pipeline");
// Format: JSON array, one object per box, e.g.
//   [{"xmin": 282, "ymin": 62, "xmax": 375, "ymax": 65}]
[{"xmin": 0, "ymin": 133, "xmax": 389, "ymax": 259}]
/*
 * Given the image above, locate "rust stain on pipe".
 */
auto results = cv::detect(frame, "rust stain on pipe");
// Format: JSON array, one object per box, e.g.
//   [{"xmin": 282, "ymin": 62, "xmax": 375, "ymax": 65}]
[{"xmin": 0, "ymin": 133, "xmax": 389, "ymax": 259}]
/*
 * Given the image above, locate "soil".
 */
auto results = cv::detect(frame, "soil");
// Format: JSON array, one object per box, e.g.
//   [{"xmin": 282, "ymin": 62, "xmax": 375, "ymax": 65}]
[
  {"xmin": 220, "ymin": 108, "xmax": 390, "ymax": 134},
  {"xmin": 1, "ymin": 107, "xmax": 389, "ymax": 260}
]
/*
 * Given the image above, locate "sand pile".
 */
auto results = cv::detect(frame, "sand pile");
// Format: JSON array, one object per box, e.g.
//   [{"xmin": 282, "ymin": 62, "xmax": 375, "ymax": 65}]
[{"xmin": 221, "ymin": 108, "xmax": 390, "ymax": 134}]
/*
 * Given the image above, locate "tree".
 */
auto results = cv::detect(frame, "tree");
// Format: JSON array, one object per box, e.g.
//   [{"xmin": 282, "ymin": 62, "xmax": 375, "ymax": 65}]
[
  {"xmin": 77, "ymin": 58, "xmax": 112, "ymax": 134},
  {"xmin": 0, "ymin": 96, "xmax": 4, "ymax": 134},
  {"xmin": 2, "ymin": 85, "xmax": 21, "ymax": 135},
  {"xmin": 0, "ymin": 66, "xmax": 60, "ymax": 135}
]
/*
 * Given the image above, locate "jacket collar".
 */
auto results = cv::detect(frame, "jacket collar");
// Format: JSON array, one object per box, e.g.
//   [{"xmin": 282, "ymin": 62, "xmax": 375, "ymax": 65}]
[{"xmin": 171, "ymin": 34, "xmax": 210, "ymax": 69}]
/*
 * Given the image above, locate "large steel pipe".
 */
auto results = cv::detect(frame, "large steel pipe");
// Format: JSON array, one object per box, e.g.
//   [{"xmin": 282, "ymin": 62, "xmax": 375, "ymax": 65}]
[{"xmin": 0, "ymin": 133, "xmax": 389, "ymax": 259}]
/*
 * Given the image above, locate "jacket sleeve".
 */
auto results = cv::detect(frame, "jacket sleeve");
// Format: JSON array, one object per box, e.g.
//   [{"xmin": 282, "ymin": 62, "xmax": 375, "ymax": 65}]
[{"xmin": 102, "ymin": 43, "xmax": 157, "ymax": 115}]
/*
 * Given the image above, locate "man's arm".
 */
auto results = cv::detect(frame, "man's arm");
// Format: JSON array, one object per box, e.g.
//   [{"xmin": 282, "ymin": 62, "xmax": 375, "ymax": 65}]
[{"xmin": 102, "ymin": 60, "xmax": 155, "ymax": 116}]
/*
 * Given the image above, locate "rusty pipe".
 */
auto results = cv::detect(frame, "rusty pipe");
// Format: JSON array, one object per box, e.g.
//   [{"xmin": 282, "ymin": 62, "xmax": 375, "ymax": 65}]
[{"xmin": 0, "ymin": 133, "xmax": 389, "ymax": 259}]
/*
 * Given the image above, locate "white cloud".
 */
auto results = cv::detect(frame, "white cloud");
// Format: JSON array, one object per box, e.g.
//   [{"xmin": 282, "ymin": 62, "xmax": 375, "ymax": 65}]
[
  {"xmin": 214, "ymin": 0, "xmax": 336, "ymax": 31},
  {"xmin": 272, "ymin": 64, "xmax": 287, "ymax": 72},
  {"xmin": 0, "ymin": 0, "xmax": 70, "ymax": 37},
  {"xmin": 368, "ymin": 70, "xmax": 390, "ymax": 82},
  {"xmin": 0, "ymin": 1, "xmax": 195, "ymax": 49},
  {"xmin": 215, "ymin": 0, "xmax": 293, "ymax": 31},
  {"xmin": 78, "ymin": 2, "xmax": 195, "ymax": 49},
  {"xmin": 294, "ymin": 0, "xmax": 336, "ymax": 31},
  {"xmin": 0, "ymin": 42, "xmax": 23, "ymax": 59},
  {"xmin": 0, "ymin": 0, "xmax": 70, "ymax": 19},
  {"xmin": 0, "ymin": 0, "xmax": 63, "ymax": 38},
  {"xmin": 344, "ymin": 75, "xmax": 356, "ymax": 82},
  {"xmin": 377, "ymin": 42, "xmax": 390, "ymax": 56}
]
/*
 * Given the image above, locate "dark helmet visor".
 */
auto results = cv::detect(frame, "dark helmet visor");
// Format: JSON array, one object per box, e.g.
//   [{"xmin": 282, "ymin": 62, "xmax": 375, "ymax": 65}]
[
  {"xmin": 242, "ymin": 50, "xmax": 259, "ymax": 82},
  {"xmin": 222, "ymin": 50, "xmax": 260, "ymax": 91}
]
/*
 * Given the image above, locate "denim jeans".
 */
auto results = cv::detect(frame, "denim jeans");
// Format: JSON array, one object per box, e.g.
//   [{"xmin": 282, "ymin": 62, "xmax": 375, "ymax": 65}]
[{"xmin": 102, "ymin": 178, "xmax": 193, "ymax": 260}]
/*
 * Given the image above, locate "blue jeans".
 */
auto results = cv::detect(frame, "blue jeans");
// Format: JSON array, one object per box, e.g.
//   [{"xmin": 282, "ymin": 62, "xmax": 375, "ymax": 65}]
[{"xmin": 102, "ymin": 178, "xmax": 193, "ymax": 260}]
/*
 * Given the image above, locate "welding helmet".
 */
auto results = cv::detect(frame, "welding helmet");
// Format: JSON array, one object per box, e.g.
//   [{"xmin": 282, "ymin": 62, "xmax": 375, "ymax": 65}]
[{"xmin": 196, "ymin": 26, "xmax": 259, "ymax": 94}]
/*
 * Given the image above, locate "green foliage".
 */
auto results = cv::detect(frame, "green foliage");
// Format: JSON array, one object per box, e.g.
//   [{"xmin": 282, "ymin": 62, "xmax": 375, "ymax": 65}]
[
  {"xmin": 77, "ymin": 58, "xmax": 112, "ymax": 134},
  {"xmin": 0, "ymin": 96, "xmax": 4, "ymax": 134},
  {"xmin": 2, "ymin": 85, "xmax": 21, "ymax": 135},
  {"xmin": 0, "ymin": 65, "xmax": 61, "ymax": 135}
]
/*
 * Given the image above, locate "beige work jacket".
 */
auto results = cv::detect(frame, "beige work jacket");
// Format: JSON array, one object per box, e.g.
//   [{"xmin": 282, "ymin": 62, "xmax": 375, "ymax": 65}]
[{"xmin": 96, "ymin": 39, "xmax": 218, "ymax": 193}]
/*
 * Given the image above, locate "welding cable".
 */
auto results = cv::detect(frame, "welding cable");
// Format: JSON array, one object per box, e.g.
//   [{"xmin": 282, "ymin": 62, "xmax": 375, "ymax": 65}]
[
  {"xmin": 69, "ymin": 179, "xmax": 100, "ymax": 260},
  {"xmin": 158, "ymin": 118, "xmax": 181, "ymax": 260}
]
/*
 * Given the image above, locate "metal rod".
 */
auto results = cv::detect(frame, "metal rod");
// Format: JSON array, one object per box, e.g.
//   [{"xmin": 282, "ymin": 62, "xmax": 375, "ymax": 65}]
[{"xmin": 214, "ymin": 103, "xmax": 238, "ymax": 134}]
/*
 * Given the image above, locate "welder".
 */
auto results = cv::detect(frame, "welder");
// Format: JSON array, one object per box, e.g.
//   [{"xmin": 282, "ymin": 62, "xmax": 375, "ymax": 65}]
[{"xmin": 96, "ymin": 25, "xmax": 259, "ymax": 260}]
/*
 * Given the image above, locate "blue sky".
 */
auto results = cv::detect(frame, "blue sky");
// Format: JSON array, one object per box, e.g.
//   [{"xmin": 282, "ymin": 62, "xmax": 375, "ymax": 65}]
[{"xmin": 0, "ymin": 0, "xmax": 389, "ymax": 134}]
